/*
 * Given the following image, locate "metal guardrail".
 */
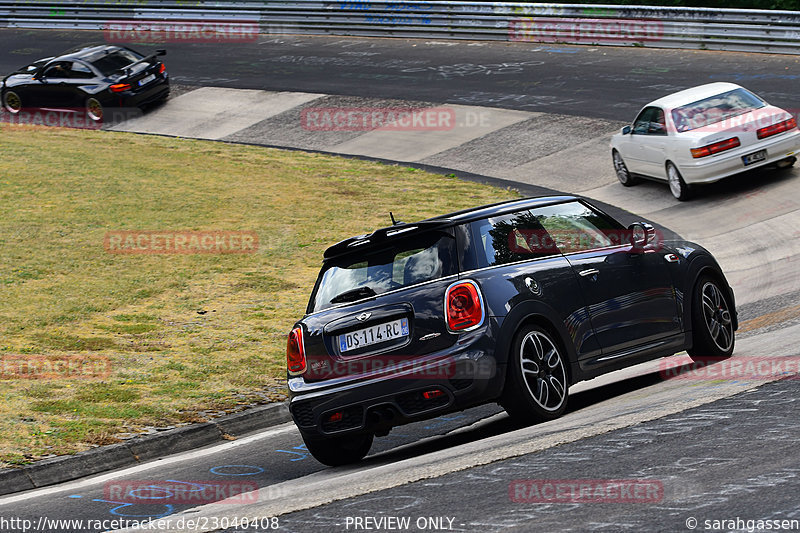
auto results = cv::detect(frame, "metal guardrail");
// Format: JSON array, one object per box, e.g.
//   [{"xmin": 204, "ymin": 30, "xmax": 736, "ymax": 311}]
[{"xmin": 1, "ymin": 1, "xmax": 800, "ymax": 55}]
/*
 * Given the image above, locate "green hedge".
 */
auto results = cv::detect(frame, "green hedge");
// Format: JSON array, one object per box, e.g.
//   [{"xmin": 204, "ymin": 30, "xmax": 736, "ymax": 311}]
[
  {"xmin": 489, "ymin": 1, "xmax": 800, "ymax": 10},
  {"xmin": 568, "ymin": 0, "xmax": 800, "ymax": 9}
]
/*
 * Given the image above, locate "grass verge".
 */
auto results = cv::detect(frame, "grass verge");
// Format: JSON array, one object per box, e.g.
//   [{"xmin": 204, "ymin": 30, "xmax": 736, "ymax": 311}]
[{"xmin": 0, "ymin": 124, "xmax": 519, "ymax": 466}]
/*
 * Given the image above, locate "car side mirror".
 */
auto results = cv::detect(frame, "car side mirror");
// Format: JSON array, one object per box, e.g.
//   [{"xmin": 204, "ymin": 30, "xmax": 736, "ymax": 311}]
[
  {"xmin": 156, "ymin": 49, "xmax": 167, "ymax": 56},
  {"xmin": 621, "ymin": 125, "xmax": 631, "ymax": 135},
  {"xmin": 629, "ymin": 222, "xmax": 656, "ymax": 250}
]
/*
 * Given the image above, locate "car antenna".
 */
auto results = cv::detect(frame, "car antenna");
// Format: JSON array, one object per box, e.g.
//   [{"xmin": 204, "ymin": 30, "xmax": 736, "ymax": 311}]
[{"xmin": 390, "ymin": 212, "xmax": 400, "ymax": 225}]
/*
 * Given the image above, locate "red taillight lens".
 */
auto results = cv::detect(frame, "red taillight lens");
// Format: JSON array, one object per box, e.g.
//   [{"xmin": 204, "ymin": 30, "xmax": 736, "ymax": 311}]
[
  {"xmin": 445, "ymin": 281, "xmax": 484, "ymax": 331},
  {"xmin": 757, "ymin": 117, "xmax": 796, "ymax": 139},
  {"xmin": 690, "ymin": 137, "xmax": 740, "ymax": 158},
  {"xmin": 158, "ymin": 63, "xmax": 166, "ymax": 74},
  {"xmin": 286, "ymin": 327, "xmax": 306, "ymax": 375},
  {"xmin": 110, "ymin": 83, "xmax": 131, "ymax": 93}
]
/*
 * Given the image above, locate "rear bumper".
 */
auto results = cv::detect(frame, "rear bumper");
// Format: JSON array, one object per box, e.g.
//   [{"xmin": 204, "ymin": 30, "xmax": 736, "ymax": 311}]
[
  {"xmin": 287, "ymin": 328, "xmax": 503, "ymax": 438},
  {"xmin": 679, "ymin": 129, "xmax": 800, "ymax": 184},
  {"xmin": 122, "ymin": 78, "xmax": 170, "ymax": 108}
]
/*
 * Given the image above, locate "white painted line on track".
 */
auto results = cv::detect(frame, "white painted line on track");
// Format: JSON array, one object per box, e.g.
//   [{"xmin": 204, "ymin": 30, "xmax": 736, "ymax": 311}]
[{"xmin": 0, "ymin": 424, "xmax": 297, "ymax": 506}]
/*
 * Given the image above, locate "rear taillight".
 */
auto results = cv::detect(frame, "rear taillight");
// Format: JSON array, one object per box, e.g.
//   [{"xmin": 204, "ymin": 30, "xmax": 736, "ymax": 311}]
[
  {"xmin": 158, "ymin": 63, "xmax": 166, "ymax": 74},
  {"xmin": 286, "ymin": 327, "xmax": 306, "ymax": 375},
  {"xmin": 690, "ymin": 137, "xmax": 740, "ymax": 158},
  {"xmin": 757, "ymin": 117, "xmax": 796, "ymax": 139},
  {"xmin": 110, "ymin": 83, "xmax": 131, "ymax": 93},
  {"xmin": 445, "ymin": 280, "xmax": 484, "ymax": 332}
]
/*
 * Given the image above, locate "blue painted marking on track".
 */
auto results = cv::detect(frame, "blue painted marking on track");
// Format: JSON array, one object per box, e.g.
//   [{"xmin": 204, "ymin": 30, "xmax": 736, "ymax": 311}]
[
  {"xmin": 276, "ymin": 444, "xmax": 309, "ymax": 461},
  {"xmin": 209, "ymin": 464, "xmax": 265, "ymax": 476},
  {"xmin": 92, "ymin": 499, "xmax": 174, "ymax": 519},
  {"xmin": 68, "ymin": 494, "xmax": 82, "ymax": 498}
]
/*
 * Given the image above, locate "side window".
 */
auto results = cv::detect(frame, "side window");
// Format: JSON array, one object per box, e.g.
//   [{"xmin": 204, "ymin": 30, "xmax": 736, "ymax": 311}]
[
  {"xmin": 463, "ymin": 210, "xmax": 556, "ymax": 270},
  {"xmin": 42, "ymin": 61, "xmax": 72, "ymax": 79},
  {"xmin": 70, "ymin": 62, "xmax": 95, "ymax": 79},
  {"xmin": 632, "ymin": 107, "xmax": 666, "ymax": 136},
  {"xmin": 530, "ymin": 201, "xmax": 623, "ymax": 254}
]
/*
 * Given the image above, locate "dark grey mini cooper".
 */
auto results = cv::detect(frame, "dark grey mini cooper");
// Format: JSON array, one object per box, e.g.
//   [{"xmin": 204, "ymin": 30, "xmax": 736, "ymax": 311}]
[{"xmin": 286, "ymin": 196, "xmax": 737, "ymax": 465}]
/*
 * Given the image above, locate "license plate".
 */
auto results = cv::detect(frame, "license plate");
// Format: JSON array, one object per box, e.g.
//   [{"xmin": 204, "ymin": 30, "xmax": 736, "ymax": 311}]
[
  {"xmin": 138, "ymin": 74, "xmax": 156, "ymax": 87},
  {"xmin": 339, "ymin": 318, "xmax": 409, "ymax": 353},
  {"xmin": 742, "ymin": 149, "xmax": 767, "ymax": 166}
]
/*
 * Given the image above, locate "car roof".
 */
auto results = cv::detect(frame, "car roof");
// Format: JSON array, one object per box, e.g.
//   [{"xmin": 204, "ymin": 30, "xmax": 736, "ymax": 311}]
[
  {"xmin": 647, "ymin": 82, "xmax": 746, "ymax": 110},
  {"xmin": 323, "ymin": 195, "xmax": 579, "ymax": 260},
  {"xmin": 56, "ymin": 44, "xmax": 128, "ymax": 63}
]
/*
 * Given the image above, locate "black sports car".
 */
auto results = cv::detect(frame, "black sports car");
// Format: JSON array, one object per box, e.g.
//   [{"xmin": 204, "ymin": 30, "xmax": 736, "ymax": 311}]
[
  {"xmin": 1, "ymin": 44, "xmax": 169, "ymax": 123},
  {"xmin": 287, "ymin": 195, "xmax": 737, "ymax": 466}
]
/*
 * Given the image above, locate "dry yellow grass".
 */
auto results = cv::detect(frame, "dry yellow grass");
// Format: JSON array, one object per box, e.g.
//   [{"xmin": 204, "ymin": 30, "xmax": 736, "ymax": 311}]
[{"xmin": 0, "ymin": 124, "xmax": 520, "ymax": 466}]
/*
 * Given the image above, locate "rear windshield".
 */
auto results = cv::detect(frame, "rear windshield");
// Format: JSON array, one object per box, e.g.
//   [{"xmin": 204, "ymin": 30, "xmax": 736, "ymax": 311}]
[
  {"xmin": 309, "ymin": 230, "xmax": 457, "ymax": 313},
  {"xmin": 89, "ymin": 49, "xmax": 142, "ymax": 76},
  {"xmin": 671, "ymin": 88, "xmax": 766, "ymax": 133}
]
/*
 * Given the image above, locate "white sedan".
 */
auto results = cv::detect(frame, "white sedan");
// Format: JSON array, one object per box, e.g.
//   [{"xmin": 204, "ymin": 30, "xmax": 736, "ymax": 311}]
[{"xmin": 610, "ymin": 82, "xmax": 800, "ymax": 200}]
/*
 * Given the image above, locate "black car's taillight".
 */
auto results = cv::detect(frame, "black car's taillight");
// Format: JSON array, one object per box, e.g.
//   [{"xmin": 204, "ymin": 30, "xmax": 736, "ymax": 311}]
[
  {"xmin": 690, "ymin": 137, "xmax": 740, "ymax": 158},
  {"xmin": 158, "ymin": 63, "xmax": 166, "ymax": 74},
  {"xmin": 110, "ymin": 83, "xmax": 131, "ymax": 93},
  {"xmin": 287, "ymin": 327, "xmax": 306, "ymax": 375},
  {"xmin": 757, "ymin": 117, "xmax": 796, "ymax": 139},
  {"xmin": 445, "ymin": 280, "xmax": 485, "ymax": 332}
]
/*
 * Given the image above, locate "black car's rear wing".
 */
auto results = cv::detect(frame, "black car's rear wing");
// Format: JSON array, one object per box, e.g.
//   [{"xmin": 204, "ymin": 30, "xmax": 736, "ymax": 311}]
[{"xmin": 118, "ymin": 49, "xmax": 166, "ymax": 77}]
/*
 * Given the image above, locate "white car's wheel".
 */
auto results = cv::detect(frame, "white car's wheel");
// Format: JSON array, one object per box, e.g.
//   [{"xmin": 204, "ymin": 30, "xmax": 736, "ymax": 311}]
[
  {"xmin": 667, "ymin": 162, "xmax": 691, "ymax": 201},
  {"xmin": 612, "ymin": 150, "xmax": 638, "ymax": 187}
]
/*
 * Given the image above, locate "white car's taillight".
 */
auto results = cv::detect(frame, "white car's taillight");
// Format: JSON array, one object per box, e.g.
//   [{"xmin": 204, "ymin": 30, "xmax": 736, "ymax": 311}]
[
  {"xmin": 690, "ymin": 137, "xmax": 740, "ymax": 158},
  {"xmin": 757, "ymin": 117, "xmax": 797, "ymax": 139}
]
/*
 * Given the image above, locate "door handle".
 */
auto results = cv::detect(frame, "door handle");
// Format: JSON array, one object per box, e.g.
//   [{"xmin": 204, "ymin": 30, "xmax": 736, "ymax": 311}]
[{"xmin": 579, "ymin": 268, "xmax": 599, "ymax": 277}]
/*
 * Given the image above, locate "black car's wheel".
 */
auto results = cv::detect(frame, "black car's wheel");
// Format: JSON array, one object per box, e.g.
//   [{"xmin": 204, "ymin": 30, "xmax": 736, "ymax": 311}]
[
  {"xmin": 302, "ymin": 433, "xmax": 373, "ymax": 466},
  {"xmin": 613, "ymin": 150, "xmax": 638, "ymax": 186},
  {"xmin": 502, "ymin": 324, "xmax": 569, "ymax": 423},
  {"xmin": 3, "ymin": 90, "xmax": 22, "ymax": 114},
  {"xmin": 667, "ymin": 162, "xmax": 691, "ymax": 201},
  {"xmin": 86, "ymin": 97, "xmax": 104, "ymax": 122},
  {"xmin": 687, "ymin": 276, "xmax": 735, "ymax": 362}
]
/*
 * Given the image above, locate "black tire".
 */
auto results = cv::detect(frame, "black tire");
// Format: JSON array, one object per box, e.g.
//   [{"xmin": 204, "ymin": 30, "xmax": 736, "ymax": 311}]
[
  {"xmin": 667, "ymin": 162, "xmax": 691, "ymax": 201},
  {"xmin": 302, "ymin": 432, "xmax": 373, "ymax": 466},
  {"xmin": 86, "ymin": 97, "xmax": 104, "ymax": 123},
  {"xmin": 501, "ymin": 324, "xmax": 569, "ymax": 423},
  {"xmin": 612, "ymin": 150, "xmax": 639, "ymax": 186},
  {"xmin": 687, "ymin": 275, "xmax": 735, "ymax": 362},
  {"xmin": 3, "ymin": 90, "xmax": 22, "ymax": 114}
]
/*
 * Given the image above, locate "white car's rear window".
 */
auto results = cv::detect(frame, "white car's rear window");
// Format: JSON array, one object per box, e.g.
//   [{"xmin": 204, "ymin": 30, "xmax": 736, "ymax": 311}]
[{"xmin": 671, "ymin": 88, "xmax": 766, "ymax": 133}]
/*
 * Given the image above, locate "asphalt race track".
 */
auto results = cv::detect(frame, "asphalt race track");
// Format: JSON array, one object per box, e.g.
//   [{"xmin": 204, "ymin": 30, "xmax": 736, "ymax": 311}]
[{"xmin": 1, "ymin": 28, "xmax": 799, "ymax": 533}]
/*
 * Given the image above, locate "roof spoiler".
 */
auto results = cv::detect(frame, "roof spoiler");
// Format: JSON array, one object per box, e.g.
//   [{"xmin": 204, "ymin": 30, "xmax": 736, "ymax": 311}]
[
  {"xmin": 118, "ymin": 49, "xmax": 166, "ymax": 77},
  {"xmin": 323, "ymin": 220, "xmax": 453, "ymax": 260}
]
